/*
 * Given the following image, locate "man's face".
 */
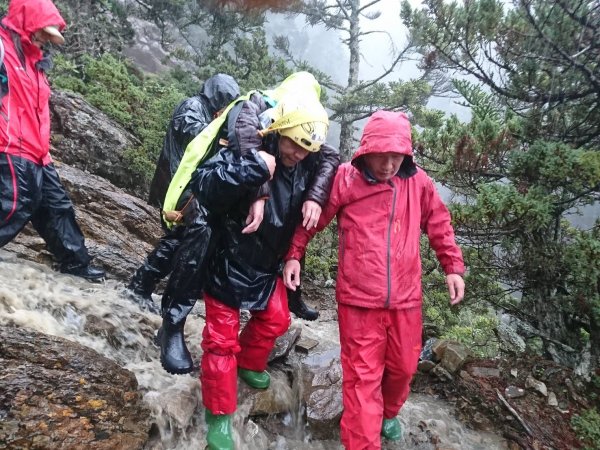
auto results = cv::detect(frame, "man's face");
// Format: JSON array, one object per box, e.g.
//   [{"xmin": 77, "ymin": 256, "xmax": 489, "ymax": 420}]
[
  {"xmin": 363, "ymin": 152, "xmax": 405, "ymax": 182},
  {"xmin": 31, "ymin": 30, "xmax": 50, "ymax": 48},
  {"xmin": 278, "ymin": 136, "xmax": 311, "ymax": 167}
]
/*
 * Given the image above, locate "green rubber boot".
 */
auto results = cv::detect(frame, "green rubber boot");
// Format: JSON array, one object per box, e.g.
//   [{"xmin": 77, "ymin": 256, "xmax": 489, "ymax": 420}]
[
  {"xmin": 205, "ymin": 410, "xmax": 234, "ymax": 450},
  {"xmin": 238, "ymin": 368, "xmax": 270, "ymax": 389},
  {"xmin": 381, "ymin": 417, "xmax": 402, "ymax": 441}
]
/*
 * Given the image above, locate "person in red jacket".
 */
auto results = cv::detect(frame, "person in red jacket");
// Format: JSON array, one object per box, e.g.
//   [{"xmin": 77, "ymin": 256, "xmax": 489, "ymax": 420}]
[
  {"xmin": 283, "ymin": 110, "xmax": 465, "ymax": 450},
  {"xmin": 0, "ymin": 0, "xmax": 104, "ymax": 281}
]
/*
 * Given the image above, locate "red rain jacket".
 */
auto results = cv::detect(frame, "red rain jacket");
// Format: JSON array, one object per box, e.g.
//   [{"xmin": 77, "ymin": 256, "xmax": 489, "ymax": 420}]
[
  {"xmin": 0, "ymin": 0, "xmax": 66, "ymax": 166},
  {"xmin": 286, "ymin": 110, "xmax": 465, "ymax": 310}
]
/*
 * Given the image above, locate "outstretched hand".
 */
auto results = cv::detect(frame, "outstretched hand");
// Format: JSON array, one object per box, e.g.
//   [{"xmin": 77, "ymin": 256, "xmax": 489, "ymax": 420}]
[
  {"xmin": 242, "ymin": 198, "xmax": 266, "ymax": 234},
  {"xmin": 446, "ymin": 274, "xmax": 465, "ymax": 305},
  {"xmin": 283, "ymin": 259, "xmax": 302, "ymax": 291},
  {"xmin": 302, "ymin": 200, "xmax": 322, "ymax": 230}
]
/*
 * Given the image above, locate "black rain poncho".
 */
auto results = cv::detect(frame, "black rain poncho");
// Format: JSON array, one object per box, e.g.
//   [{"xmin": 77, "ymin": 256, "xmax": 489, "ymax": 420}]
[{"xmin": 148, "ymin": 74, "xmax": 240, "ymax": 208}]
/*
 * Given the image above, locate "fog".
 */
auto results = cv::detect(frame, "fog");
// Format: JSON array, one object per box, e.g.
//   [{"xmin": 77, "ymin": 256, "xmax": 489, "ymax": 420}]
[{"xmin": 264, "ymin": 0, "xmax": 471, "ymax": 122}]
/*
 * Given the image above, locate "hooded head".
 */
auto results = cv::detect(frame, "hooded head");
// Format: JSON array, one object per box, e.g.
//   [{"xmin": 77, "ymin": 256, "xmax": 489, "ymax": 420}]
[
  {"xmin": 351, "ymin": 110, "xmax": 417, "ymax": 180},
  {"xmin": 3, "ymin": 0, "xmax": 66, "ymax": 49},
  {"xmin": 200, "ymin": 73, "xmax": 240, "ymax": 117}
]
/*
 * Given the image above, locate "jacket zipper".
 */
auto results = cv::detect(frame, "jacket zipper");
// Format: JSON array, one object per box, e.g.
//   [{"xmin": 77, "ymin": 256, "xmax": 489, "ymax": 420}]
[
  {"xmin": 1, "ymin": 154, "xmax": 18, "ymax": 222},
  {"xmin": 339, "ymin": 228, "xmax": 345, "ymax": 267},
  {"xmin": 384, "ymin": 182, "xmax": 397, "ymax": 308}
]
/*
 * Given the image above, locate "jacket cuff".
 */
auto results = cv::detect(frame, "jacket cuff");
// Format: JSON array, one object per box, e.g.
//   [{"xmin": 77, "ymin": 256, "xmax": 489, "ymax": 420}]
[
  {"xmin": 285, "ymin": 249, "xmax": 303, "ymax": 262},
  {"xmin": 443, "ymin": 265, "xmax": 465, "ymax": 276}
]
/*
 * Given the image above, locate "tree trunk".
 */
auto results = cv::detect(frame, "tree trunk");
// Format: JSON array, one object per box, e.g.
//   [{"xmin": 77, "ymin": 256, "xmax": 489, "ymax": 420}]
[
  {"xmin": 339, "ymin": 120, "xmax": 354, "ymax": 161},
  {"xmin": 337, "ymin": 0, "xmax": 361, "ymax": 160}
]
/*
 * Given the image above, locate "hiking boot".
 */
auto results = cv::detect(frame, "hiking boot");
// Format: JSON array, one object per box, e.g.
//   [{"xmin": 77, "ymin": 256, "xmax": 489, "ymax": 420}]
[
  {"xmin": 205, "ymin": 410, "xmax": 234, "ymax": 450},
  {"xmin": 60, "ymin": 264, "xmax": 105, "ymax": 282},
  {"xmin": 381, "ymin": 417, "xmax": 402, "ymax": 441},
  {"xmin": 287, "ymin": 288, "xmax": 319, "ymax": 321},
  {"xmin": 238, "ymin": 368, "xmax": 270, "ymax": 389},
  {"xmin": 126, "ymin": 289, "xmax": 160, "ymax": 315},
  {"xmin": 159, "ymin": 320, "xmax": 193, "ymax": 374}
]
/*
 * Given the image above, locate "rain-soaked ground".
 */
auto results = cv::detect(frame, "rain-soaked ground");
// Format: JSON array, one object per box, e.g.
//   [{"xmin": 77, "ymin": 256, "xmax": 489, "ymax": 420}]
[{"xmin": 0, "ymin": 250, "xmax": 508, "ymax": 449}]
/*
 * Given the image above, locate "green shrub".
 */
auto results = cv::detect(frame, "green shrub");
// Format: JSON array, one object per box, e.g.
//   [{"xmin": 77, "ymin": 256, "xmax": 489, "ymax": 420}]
[
  {"xmin": 304, "ymin": 221, "xmax": 338, "ymax": 282},
  {"xmin": 572, "ymin": 408, "xmax": 600, "ymax": 450},
  {"xmin": 52, "ymin": 53, "xmax": 186, "ymax": 186}
]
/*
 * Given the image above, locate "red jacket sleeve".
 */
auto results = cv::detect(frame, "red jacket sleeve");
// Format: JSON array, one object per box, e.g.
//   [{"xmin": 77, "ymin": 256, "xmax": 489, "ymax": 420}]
[
  {"xmin": 285, "ymin": 164, "xmax": 347, "ymax": 261},
  {"xmin": 420, "ymin": 176, "xmax": 465, "ymax": 275}
]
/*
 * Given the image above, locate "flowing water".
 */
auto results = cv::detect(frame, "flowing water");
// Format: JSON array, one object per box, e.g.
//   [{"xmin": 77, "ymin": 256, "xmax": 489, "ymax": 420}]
[{"xmin": 0, "ymin": 250, "xmax": 508, "ymax": 449}]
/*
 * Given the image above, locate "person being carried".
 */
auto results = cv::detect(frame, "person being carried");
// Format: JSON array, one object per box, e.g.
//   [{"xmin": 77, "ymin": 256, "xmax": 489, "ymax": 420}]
[
  {"xmin": 188, "ymin": 96, "xmax": 336, "ymax": 449},
  {"xmin": 156, "ymin": 73, "xmax": 339, "ymax": 376},
  {"xmin": 283, "ymin": 110, "xmax": 465, "ymax": 450},
  {"xmin": 127, "ymin": 73, "xmax": 240, "ymax": 313},
  {"xmin": 0, "ymin": 0, "xmax": 104, "ymax": 281}
]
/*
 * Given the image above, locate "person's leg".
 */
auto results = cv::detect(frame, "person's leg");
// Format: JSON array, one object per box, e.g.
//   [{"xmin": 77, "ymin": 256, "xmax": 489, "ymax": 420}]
[
  {"xmin": 338, "ymin": 303, "xmax": 387, "ymax": 450},
  {"xmin": 0, "ymin": 154, "xmax": 41, "ymax": 247},
  {"xmin": 127, "ymin": 225, "xmax": 184, "ymax": 314},
  {"xmin": 237, "ymin": 278, "xmax": 291, "ymax": 376},
  {"xmin": 159, "ymin": 200, "xmax": 215, "ymax": 373},
  {"xmin": 286, "ymin": 255, "xmax": 319, "ymax": 321},
  {"xmin": 382, "ymin": 307, "xmax": 423, "ymax": 420},
  {"xmin": 201, "ymin": 294, "xmax": 241, "ymax": 414},
  {"xmin": 201, "ymin": 294, "xmax": 240, "ymax": 450},
  {"xmin": 30, "ymin": 164, "xmax": 104, "ymax": 281}
]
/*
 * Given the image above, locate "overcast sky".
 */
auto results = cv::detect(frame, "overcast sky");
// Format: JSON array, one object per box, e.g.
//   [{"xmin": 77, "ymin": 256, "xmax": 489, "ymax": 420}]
[{"xmin": 265, "ymin": 0, "xmax": 471, "ymax": 121}]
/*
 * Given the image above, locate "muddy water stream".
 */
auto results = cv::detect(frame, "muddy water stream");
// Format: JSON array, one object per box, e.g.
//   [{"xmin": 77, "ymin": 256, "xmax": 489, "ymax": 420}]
[{"xmin": 0, "ymin": 251, "xmax": 507, "ymax": 449}]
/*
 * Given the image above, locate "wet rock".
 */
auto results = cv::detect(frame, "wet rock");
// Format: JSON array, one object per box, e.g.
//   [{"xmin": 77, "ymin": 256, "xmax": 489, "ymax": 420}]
[
  {"xmin": 432, "ymin": 339, "xmax": 449, "ymax": 359},
  {"xmin": 50, "ymin": 90, "xmax": 146, "ymax": 199},
  {"xmin": 525, "ymin": 375, "xmax": 548, "ymax": 397},
  {"xmin": 564, "ymin": 378, "xmax": 586, "ymax": 405},
  {"xmin": 432, "ymin": 365, "xmax": 454, "ymax": 381},
  {"xmin": 418, "ymin": 360, "xmax": 437, "ymax": 373},
  {"xmin": 440, "ymin": 342, "xmax": 470, "ymax": 373},
  {"xmin": 471, "ymin": 366, "xmax": 501, "ymax": 378},
  {"xmin": 0, "ymin": 325, "xmax": 151, "ymax": 449},
  {"xmin": 504, "ymin": 386, "xmax": 526, "ymax": 399},
  {"xmin": 293, "ymin": 325, "xmax": 344, "ymax": 440},
  {"xmin": 4, "ymin": 162, "xmax": 162, "ymax": 282},
  {"xmin": 296, "ymin": 336, "xmax": 320, "ymax": 353},
  {"xmin": 269, "ymin": 324, "xmax": 302, "ymax": 362},
  {"xmin": 240, "ymin": 369, "xmax": 293, "ymax": 416},
  {"xmin": 496, "ymin": 322, "xmax": 526, "ymax": 353}
]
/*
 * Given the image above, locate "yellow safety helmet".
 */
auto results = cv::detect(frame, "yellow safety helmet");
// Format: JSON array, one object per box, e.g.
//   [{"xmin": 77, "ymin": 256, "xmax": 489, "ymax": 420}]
[{"xmin": 260, "ymin": 96, "xmax": 329, "ymax": 153}]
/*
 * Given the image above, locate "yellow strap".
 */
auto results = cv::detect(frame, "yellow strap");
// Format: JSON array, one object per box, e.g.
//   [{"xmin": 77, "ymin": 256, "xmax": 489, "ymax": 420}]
[{"xmin": 162, "ymin": 92, "xmax": 253, "ymax": 228}]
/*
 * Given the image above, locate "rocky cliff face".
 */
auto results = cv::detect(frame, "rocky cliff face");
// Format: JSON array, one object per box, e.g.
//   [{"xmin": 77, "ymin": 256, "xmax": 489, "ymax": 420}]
[
  {"xmin": 4, "ymin": 90, "xmax": 162, "ymax": 282},
  {"xmin": 0, "ymin": 327, "xmax": 151, "ymax": 450},
  {"xmin": 50, "ymin": 90, "xmax": 147, "ymax": 201}
]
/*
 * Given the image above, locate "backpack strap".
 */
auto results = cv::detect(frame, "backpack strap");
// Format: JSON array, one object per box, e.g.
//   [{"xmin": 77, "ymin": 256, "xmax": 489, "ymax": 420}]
[{"xmin": 161, "ymin": 92, "xmax": 254, "ymax": 228}]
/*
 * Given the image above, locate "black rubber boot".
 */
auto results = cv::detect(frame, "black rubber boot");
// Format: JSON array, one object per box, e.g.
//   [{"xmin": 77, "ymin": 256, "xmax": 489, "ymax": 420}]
[
  {"xmin": 60, "ymin": 264, "xmax": 106, "ymax": 282},
  {"xmin": 157, "ymin": 202, "xmax": 214, "ymax": 375},
  {"xmin": 126, "ymin": 290, "xmax": 160, "ymax": 315},
  {"xmin": 287, "ymin": 287, "xmax": 319, "ymax": 321},
  {"xmin": 158, "ymin": 318, "xmax": 193, "ymax": 374}
]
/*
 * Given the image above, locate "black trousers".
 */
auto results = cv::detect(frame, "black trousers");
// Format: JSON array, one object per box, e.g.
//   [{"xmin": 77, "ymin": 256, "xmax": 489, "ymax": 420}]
[{"xmin": 0, "ymin": 154, "xmax": 90, "ymax": 268}]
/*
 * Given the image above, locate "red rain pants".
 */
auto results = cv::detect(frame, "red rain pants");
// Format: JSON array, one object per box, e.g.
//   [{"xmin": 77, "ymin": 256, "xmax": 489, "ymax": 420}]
[
  {"xmin": 201, "ymin": 278, "xmax": 291, "ymax": 414},
  {"xmin": 338, "ymin": 303, "xmax": 422, "ymax": 450}
]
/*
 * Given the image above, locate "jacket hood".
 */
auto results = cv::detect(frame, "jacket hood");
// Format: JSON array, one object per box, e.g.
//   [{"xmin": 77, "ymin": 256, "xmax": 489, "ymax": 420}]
[
  {"xmin": 3, "ymin": 0, "xmax": 65, "ymax": 46},
  {"xmin": 351, "ymin": 110, "xmax": 417, "ymax": 179},
  {"xmin": 200, "ymin": 73, "xmax": 240, "ymax": 117}
]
